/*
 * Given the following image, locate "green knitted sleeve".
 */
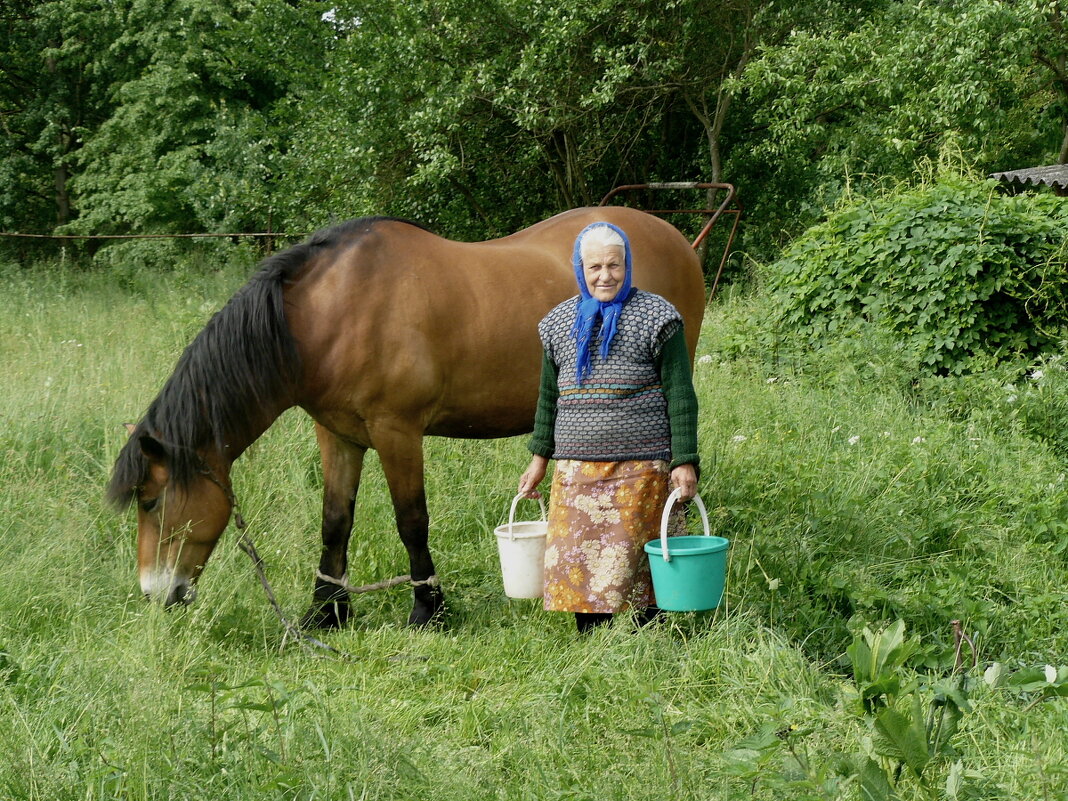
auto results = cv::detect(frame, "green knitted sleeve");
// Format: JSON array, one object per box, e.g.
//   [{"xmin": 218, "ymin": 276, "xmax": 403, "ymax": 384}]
[
  {"xmin": 656, "ymin": 327, "xmax": 700, "ymax": 472},
  {"xmin": 528, "ymin": 349, "xmax": 558, "ymax": 458}
]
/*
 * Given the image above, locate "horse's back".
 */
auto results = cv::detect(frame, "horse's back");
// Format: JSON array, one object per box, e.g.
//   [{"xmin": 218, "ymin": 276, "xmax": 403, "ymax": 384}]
[
  {"xmin": 287, "ymin": 209, "xmax": 705, "ymax": 441},
  {"xmin": 500, "ymin": 206, "xmax": 706, "ymax": 355}
]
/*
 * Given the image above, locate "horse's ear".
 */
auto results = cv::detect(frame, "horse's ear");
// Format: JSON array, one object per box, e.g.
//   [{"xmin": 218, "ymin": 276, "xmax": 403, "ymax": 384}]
[{"xmin": 138, "ymin": 432, "xmax": 169, "ymax": 465}]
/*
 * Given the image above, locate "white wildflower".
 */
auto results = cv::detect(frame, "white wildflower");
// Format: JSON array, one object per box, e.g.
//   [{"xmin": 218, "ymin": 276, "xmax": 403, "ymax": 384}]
[
  {"xmin": 731, "ymin": 435, "xmax": 747, "ymax": 443},
  {"xmin": 1031, "ymin": 369, "xmax": 1045, "ymax": 380},
  {"xmin": 698, "ymin": 355, "xmax": 713, "ymax": 365},
  {"xmin": 848, "ymin": 435, "xmax": 860, "ymax": 445},
  {"xmin": 912, "ymin": 436, "xmax": 926, "ymax": 444},
  {"xmin": 766, "ymin": 376, "xmax": 779, "ymax": 384}
]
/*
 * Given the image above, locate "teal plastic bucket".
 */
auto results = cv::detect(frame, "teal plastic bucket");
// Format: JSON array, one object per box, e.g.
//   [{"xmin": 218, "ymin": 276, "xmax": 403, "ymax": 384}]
[{"xmin": 644, "ymin": 491, "xmax": 729, "ymax": 611}]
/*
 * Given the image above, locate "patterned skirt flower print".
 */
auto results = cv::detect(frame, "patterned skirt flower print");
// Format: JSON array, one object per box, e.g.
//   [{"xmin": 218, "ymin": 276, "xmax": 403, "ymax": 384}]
[{"xmin": 544, "ymin": 459, "xmax": 680, "ymax": 613}]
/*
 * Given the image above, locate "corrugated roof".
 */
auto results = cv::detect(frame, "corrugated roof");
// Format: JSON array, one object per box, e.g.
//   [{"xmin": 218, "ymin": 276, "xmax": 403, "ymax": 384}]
[{"xmin": 990, "ymin": 164, "xmax": 1068, "ymax": 190}]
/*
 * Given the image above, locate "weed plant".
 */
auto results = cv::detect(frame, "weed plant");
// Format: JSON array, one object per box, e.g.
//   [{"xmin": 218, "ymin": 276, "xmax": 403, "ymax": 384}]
[
  {"xmin": 760, "ymin": 175, "xmax": 1068, "ymax": 374},
  {"xmin": 0, "ymin": 258, "xmax": 1065, "ymax": 799}
]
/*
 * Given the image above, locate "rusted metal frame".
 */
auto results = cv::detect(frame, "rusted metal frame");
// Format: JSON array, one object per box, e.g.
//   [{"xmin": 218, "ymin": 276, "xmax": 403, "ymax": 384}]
[{"xmin": 598, "ymin": 182, "xmax": 742, "ymax": 298}]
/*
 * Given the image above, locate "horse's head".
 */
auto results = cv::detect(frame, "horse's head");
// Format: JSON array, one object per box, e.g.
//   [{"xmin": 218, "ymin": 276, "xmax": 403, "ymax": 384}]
[{"xmin": 113, "ymin": 427, "xmax": 233, "ymax": 606}]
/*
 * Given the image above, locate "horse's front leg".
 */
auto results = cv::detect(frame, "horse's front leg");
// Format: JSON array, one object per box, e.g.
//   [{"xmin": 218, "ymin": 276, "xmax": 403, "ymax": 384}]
[
  {"xmin": 372, "ymin": 422, "xmax": 445, "ymax": 627},
  {"xmin": 301, "ymin": 424, "xmax": 366, "ymax": 629}
]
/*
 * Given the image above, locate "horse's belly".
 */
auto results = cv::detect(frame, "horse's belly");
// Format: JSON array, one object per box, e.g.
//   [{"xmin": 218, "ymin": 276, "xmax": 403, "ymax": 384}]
[{"xmin": 423, "ymin": 384, "xmax": 537, "ymax": 438}]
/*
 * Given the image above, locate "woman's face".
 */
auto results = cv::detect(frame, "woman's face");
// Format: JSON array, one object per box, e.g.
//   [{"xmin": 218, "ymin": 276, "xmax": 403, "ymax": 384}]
[{"xmin": 582, "ymin": 245, "xmax": 626, "ymax": 302}]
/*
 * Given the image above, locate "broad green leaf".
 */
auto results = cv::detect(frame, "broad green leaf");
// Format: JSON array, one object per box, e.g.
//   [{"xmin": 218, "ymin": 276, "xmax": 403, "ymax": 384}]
[
  {"xmin": 873, "ymin": 698, "xmax": 931, "ymax": 779},
  {"xmin": 857, "ymin": 756, "xmax": 897, "ymax": 801}
]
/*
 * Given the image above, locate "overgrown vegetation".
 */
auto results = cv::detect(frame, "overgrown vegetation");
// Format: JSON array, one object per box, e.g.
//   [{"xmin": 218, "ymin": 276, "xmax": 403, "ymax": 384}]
[
  {"xmin": 1, "ymin": 255, "xmax": 1066, "ymax": 799},
  {"xmin": 7, "ymin": 2, "xmax": 1068, "ymax": 797},
  {"xmin": 759, "ymin": 176, "xmax": 1068, "ymax": 374},
  {"xmin": 7, "ymin": 0, "xmax": 1068, "ymax": 265}
]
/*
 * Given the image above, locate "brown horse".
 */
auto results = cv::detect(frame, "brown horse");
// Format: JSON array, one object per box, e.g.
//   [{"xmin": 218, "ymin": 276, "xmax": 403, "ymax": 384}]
[{"xmin": 107, "ymin": 206, "xmax": 706, "ymax": 627}]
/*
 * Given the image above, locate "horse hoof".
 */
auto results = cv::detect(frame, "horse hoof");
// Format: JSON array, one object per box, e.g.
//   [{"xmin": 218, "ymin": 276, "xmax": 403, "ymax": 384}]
[
  {"xmin": 407, "ymin": 591, "xmax": 446, "ymax": 628},
  {"xmin": 301, "ymin": 581, "xmax": 352, "ymax": 629},
  {"xmin": 407, "ymin": 608, "xmax": 446, "ymax": 628},
  {"xmin": 301, "ymin": 599, "xmax": 351, "ymax": 629}
]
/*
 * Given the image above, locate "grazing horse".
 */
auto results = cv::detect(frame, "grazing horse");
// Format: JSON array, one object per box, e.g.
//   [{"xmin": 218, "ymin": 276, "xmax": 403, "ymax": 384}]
[{"xmin": 106, "ymin": 206, "xmax": 706, "ymax": 627}]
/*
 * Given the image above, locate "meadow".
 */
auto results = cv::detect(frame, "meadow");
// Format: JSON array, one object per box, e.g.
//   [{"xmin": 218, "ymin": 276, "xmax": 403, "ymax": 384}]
[{"xmin": 1, "ymin": 254, "xmax": 1066, "ymax": 800}]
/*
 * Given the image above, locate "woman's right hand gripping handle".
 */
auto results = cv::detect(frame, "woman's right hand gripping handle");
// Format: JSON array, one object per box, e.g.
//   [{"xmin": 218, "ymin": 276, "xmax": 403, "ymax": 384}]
[{"xmin": 518, "ymin": 454, "xmax": 549, "ymax": 499}]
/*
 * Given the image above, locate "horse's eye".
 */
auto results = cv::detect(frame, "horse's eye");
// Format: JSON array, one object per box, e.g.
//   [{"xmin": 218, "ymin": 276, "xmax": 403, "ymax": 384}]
[{"xmin": 141, "ymin": 498, "xmax": 159, "ymax": 513}]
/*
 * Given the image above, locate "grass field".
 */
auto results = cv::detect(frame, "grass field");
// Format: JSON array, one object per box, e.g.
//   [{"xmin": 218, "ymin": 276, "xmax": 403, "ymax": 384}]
[{"xmin": 1, "ymin": 257, "xmax": 1066, "ymax": 800}]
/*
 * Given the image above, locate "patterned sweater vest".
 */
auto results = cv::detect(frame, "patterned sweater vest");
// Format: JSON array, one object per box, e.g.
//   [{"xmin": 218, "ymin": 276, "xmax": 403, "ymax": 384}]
[{"xmin": 539, "ymin": 289, "xmax": 682, "ymax": 462}]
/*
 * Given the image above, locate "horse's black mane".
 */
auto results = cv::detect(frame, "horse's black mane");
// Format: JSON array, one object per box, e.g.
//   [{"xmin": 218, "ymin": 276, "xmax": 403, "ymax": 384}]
[{"xmin": 106, "ymin": 216, "xmax": 427, "ymax": 508}]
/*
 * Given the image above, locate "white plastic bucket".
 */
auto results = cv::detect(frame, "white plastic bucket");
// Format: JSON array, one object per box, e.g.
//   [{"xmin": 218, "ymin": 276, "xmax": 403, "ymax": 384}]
[{"xmin": 493, "ymin": 494, "xmax": 548, "ymax": 599}]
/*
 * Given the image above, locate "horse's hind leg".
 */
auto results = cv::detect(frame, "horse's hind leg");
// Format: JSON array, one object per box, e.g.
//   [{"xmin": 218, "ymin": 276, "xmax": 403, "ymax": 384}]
[
  {"xmin": 301, "ymin": 424, "xmax": 366, "ymax": 629},
  {"xmin": 373, "ymin": 423, "xmax": 445, "ymax": 627}
]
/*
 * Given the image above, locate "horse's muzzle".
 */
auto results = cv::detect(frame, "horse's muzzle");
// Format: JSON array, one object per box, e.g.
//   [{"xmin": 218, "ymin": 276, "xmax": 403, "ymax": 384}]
[{"xmin": 142, "ymin": 573, "xmax": 197, "ymax": 606}]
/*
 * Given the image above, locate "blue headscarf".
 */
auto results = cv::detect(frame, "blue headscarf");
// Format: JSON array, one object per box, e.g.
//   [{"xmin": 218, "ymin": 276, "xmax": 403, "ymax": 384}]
[{"xmin": 570, "ymin": 222, "xmax": 634, "ymax": 384}]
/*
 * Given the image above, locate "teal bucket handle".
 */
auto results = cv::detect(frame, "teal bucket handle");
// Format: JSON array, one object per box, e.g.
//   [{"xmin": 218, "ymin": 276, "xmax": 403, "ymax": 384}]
[
  {"xmin": 505, "ymin": 493, "xmax": 547, "ymax": 541},
  {"xmin": 659, "ymin": 489, "xmax": 710, "ymax": 562}
]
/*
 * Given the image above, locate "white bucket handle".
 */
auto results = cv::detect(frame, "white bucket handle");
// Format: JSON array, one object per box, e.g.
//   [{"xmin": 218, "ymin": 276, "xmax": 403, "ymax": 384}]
[
  {"xmin": 507, "ymin": 493, "xmax": 548, "ymax": 541},
  {"xmin": 659, "ymin": 488, "xmax": 710, "ymax": 562}
]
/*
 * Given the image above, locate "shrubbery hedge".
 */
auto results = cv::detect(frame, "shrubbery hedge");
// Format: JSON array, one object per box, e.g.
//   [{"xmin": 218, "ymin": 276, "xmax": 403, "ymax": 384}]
[{"xmin": 764, "ymin": 177, "xmax": 1068, "ymax": 373}]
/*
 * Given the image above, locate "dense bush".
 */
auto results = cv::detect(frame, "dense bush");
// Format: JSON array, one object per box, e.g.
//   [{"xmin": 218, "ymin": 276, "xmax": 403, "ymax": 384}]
[{"xmin": 763, "ymin": 177, "xmax": 1068, "ymax": 373}]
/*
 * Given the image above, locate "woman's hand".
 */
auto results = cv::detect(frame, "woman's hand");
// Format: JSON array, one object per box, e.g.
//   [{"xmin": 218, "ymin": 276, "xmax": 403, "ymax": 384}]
[
  {"xmin": 670, "ymin": 464, "xmax": 698, "ymax": 501},
  {"xmin": 518, "ymin": 455, "xmax": 549, "ymax": 499}
]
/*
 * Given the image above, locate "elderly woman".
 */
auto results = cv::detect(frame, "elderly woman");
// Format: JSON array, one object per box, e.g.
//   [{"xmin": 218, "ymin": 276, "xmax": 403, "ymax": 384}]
[{"xmin": 517, "ymin": 222, "xmax": 700, "ymax": 632}]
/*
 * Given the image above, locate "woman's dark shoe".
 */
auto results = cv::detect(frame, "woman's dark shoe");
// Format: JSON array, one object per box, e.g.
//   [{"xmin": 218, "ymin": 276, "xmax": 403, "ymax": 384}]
[{"xmin": 575, "ymin": 612, "xmax": 613, "ymax": 633}]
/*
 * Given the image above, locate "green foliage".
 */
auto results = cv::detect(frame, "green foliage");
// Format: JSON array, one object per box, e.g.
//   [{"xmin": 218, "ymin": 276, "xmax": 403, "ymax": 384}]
[
  {"xmin": 846, "ymin": 623, "xmax": 970, "ymax": 795},
  {"xmin": 0, "ymin": 0, "xmax": 123, "ymax": 232},
  {"xmin": 763, "ymin": 177, "xmax": 1068, "ymax": 373},
  {"xmin": 13, "ymin": 0, "xmax": 1068, "ymax": 275},
  {"xmin": 277, "ymin": 0, "xmax": 772, "ymax": 240},
  {"xmin": 696, "ymin": 292, "xmax": 1068, "ymax": 668},
  {"xmin": 66, "ymin": 0, "xmax": 329, "ymax": 240},
  {"xmin": 729, "ymin": 0, "xmax": 1060, "ymax": 256},
  {"xmin": 847, "ymin": 620, "xmax": 918, "ymax": 714},
  {"xmin": 4, "ymin": 256, "xmax": 1068, "ymax": 797},
  {"xmin": 729, "ymin": 622, "xmax": 975, "ymax": 799}
]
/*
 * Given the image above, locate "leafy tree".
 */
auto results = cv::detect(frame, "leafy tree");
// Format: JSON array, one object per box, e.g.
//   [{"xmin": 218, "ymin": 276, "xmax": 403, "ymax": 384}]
[
  {"xmin": 0, "ymin": 0, "xmax": 122, "ymax": 235},
  {"xmin": 279, "ymin": 0, "xmax": 802, "ymax": 241},
  {"xmin": 15, "ymin": 0, "xmax": 1068, "ymax": 272},
  {"xmin": 0, "ymin": 0, "xmax": 333, "ymax": 263},
  {"xmin": 66, "ymin": 0, "xmax": 330, "ymax": 241},
  {"xmin": 730, "ymin": 0, "xmax": 1068, "ymax": 252}
]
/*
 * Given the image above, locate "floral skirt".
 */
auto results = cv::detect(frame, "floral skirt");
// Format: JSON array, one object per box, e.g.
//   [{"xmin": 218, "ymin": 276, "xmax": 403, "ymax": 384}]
[{"xmin": 544, "ymin": 459, "xmax": 678, "ymax": 613}]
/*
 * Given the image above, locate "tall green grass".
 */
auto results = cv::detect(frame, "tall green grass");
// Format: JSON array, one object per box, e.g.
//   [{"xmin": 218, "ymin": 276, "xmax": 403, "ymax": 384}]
[{"xmin": 0, "ymin": 260, "xmax": 1065, "ymax": 799}]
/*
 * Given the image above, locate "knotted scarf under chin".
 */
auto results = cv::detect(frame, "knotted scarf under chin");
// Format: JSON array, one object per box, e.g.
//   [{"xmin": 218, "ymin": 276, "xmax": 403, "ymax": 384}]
[{"xmin": 569, "ymin": 222, "xmax": 634, "ymax": 384}]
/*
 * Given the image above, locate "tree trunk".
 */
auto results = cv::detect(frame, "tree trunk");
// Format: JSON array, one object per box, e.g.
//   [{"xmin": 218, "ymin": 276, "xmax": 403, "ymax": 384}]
[
  {"xmin": 55, "ymin": 152, "xmax": 71, "ymax": 226},
  {"xmin": 45, "ymin": 53, "xmax": 72, "ymax": 227}
]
